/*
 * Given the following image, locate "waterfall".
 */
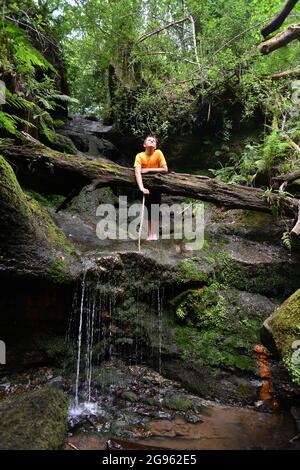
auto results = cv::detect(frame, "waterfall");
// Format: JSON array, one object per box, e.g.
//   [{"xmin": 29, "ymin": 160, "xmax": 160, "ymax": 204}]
[
  {"xmin": 75, "ymin": 271, "xmax": 86, "ymax": 406},
  {"xmin": 68, "ymin": 269, "xmax": 166, "ymax": 412},
  {"xmin": 157, "ymin": 286, "xmax": 164, "ymax": 376}
]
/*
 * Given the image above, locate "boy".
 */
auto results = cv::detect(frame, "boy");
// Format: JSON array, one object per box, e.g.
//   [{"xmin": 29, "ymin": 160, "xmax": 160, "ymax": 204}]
[{"xmin": 134, "ymin": 136, "xmax": 168, "ymax": 240}]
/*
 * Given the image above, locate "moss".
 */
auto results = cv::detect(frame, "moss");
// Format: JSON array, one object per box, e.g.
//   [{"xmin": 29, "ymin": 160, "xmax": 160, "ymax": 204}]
[
  {"xmin": 236, "ymin": 210, "xmax": 276, "ymax": 228},
  {"xmin": 24, "ymin": 190, "xmax": 65, "ymax": 208},
  {"xmin": 48, "ymin": 259, "xmax": 69, "ymax": 283},
  {"xmin": 215, "ymin": 251, "xmax": 296, "ymax": 296},
  {"xmin": 44, "ymin": 131, "xmax": 77, "ymax": 154},
  {"xmin": 163, "ymin": 396, "xmax": 192, "ymax": 412},
  {"xmin": 171, "ymin": 284, "xmax": 265, "ymax": 373},
  {"xmin": 269, "ymin": 289, "xmax": 300, "ymax": 386},
  {"xmin": 176, "ymin": 258, "xmax": 209, "ymax": 284},
  {"xmin": 27, "ymin": 197, "xmax": 76, "ymax": 255},
  {"xmin": 0, "ymin": 387, "xmax": 68, "ymax": 450},
  {"xmin": 235, "ymin": 380, "xmax": 257, "ymax": 400},
  {"xmin": 32, "ymin": 141, "xmax": 121, "ymax": 175},
  {"xmin": 0, "ymin": 155, "xmax": 31, "ymax": 218}
]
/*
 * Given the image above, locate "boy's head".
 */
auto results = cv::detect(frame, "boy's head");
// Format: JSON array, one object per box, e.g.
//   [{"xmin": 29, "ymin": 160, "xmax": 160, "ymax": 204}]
[{"xmin": 144, "ymin": 136, "xmax": 157, "ymax": 150}]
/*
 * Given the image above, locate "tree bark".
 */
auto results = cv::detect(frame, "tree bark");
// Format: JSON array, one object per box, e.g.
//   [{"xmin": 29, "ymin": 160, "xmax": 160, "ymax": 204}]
[
  {"xmin": 261, "ymin": 67, "xmax": 300, "ymax": 80},
  {"xmin": 259, "ymin": 23, "xmax": 300, "ymax": 55},
  {"xmin": 272, "ymin": 169, "xmax": 300, "ymax": 185},
  {"xmin": 261, "ymin": 0, "xmax": 299, "ymax": 38},
  {"xmin": 137, "ymin": 16, "xmax": 190, "ymax": 43}
]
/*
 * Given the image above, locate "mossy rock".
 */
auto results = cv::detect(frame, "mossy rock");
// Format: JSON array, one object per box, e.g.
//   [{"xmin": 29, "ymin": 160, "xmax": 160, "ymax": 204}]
[
  {"xmin": 43, "ymin": 130, "xmax": 77, "ymax": 155},
  {"xmin": 0, "ymin": 387, "xmax": 68, "ymax": 450},
  {"xmin": 163, "ymin": 395, "xmax": 192, "ymax": 412},
  {"xmin": 24, "ymin": 190, "xmax": 65, "ymax": 209},
  {"xmin": 269, "ymin": 289, "xmax": 300, "ymax": 386},
  {"xmin": 120, "ymin": 391, "xmax": 138, "ymax": 402},
  {"xmin": 67, "ymin": 186, "xmax": 118, "ymax": 216},
  {"xmin": 171, "ymin": 284, "xmax": 277, "ymax": 373}
]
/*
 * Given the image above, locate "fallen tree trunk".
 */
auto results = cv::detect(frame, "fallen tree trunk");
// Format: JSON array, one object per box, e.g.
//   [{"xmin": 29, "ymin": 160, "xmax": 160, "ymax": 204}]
[
  {"xmin": 259, "ymin": 23, "xmax": 300, "ymax": 55},
  {"xmin": 1, "ymin": 142, "xmax": 300, "ymax": 231},
  {"xmin": 273, "ymin": 169, "xmax": 300, "ymax": 185}
]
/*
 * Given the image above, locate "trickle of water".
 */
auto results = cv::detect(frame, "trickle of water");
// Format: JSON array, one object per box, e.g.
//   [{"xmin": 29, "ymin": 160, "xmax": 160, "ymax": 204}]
[
  {"xmin": 86, "ymin": 296, "xmax": 96, "ymax": 402},
  {"xmin": 75, "ymin": 271, "xmax": 87, "ymax": 406},
  {"xmin": 157, "ymin": 286, "xmax": 164, "ymax": 376}
]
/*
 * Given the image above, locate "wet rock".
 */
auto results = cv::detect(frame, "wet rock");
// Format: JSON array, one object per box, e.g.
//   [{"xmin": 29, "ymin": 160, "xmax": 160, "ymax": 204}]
[
  {"xmin": 48, "ymin": 376, "xmax": 64, "ymax": 389},
  {"xmin": 266, "ymin": 289, "xmax": 300, "ymax": 388},
  {"xmin": 209, "ymin": 208, "xmax": 291, "ymax": 244},
  {"xmin": 93, "ymin": 367, "xmax": 131, "ymax": 392},
  {"xmin": 0, "ymin": 387, "xmax": 68, "ymax": 450},
  {"xmin": 291, "ymin": 406, "xmax": 300, "ymax": 434},
  {"xmin": 120, "ymin": 391, "xmax": 138, "ymax": 403},
  {"xmin": 60, "ymin": 116, "xmax": 122, "ymax": 160},
  {"xmin": 144, "ymin": 397, "xmax": 161, "ymax": 407},
  {"xmin": 184, "ymin": 413, "xmax": 204, "ymax": 424}
]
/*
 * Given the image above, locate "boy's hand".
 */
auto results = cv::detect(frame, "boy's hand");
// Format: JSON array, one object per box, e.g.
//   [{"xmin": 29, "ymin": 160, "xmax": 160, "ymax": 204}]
[
  {"xmin": 141, "ymin": 188, "xmax": 150, "ymax": 195},
  {"xmin": 141, "ymin": 168, "xmax": 149, "ymax": 174}
]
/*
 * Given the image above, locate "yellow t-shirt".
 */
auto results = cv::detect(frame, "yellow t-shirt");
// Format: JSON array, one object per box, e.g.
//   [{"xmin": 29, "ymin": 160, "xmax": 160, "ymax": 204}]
[{"xmin": 134, "ymin": 149, "xmax": 167, "ymax": 169}]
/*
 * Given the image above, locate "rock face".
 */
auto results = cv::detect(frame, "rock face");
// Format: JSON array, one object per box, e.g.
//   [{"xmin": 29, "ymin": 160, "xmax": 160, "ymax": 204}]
[
  {"xmin": 266, "ymin": 289, "xmax": 300, "ymax": 387},
  {"xmin": 60, "ymin": 116, "xmax": 123, "ymax": 161},
  {"xmin": 0, "ymin": 387, "xmax": 68, "ymax": 450},
  {"xmin": 0, "ymin": 155, "xmax": 80, "ymax": 282}
]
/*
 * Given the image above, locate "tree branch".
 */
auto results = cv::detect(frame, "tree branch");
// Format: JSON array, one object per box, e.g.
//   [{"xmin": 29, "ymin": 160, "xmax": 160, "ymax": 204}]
[
  {"xmin": 259, "ymin": 23, "xmax": 300, "ymax": 54},
  {"xmin": 263, "ymin": 66, "xmax": 300, "ymax": 80},
  {"xmin": 137, "ymin": 16, "xmax": 190, "ymax": 43},
  {"xmin": 261, "ymin": 0, "xmax": 299, "ymax": 38},
  {"xmin": 189, "ymin": 15, "xmax": 201, "ymax": 74}
]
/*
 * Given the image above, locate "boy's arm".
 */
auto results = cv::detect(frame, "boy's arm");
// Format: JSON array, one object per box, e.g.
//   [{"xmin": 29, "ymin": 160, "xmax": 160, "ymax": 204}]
[
  {"xmin": 141, "ymin": 165, "xmax": 168, "ymax": 174},
  {"xmin": 134, "ymin": 167, "xmax": 150, "ymax": 194}
]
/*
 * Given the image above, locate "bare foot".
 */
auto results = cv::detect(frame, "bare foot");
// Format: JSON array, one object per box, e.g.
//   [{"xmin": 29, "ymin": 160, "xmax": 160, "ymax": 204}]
[{"xmin": 146, "ymin": 234, "xmax": 158, "ymax": 241}]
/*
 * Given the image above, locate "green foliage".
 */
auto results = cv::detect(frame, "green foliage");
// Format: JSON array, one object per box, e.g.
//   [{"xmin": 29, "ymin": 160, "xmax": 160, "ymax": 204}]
[
  {"xmin": 0, "ymin": 3, "xmax": 78, "ymax": 140},
  {"xmin": 24, "ymin": 189, "xmax": 65, "ymax": 208},
  {"xmin": 281, "ymin": 229, "xmax": 292, "ymax": 252},
  {"xmin": 49, "ymin": 0, "xmax": 299, "ymax": 141}
]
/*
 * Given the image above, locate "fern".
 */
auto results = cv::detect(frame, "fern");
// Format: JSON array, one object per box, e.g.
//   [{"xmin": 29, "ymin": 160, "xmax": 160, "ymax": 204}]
[
  {"xmin": 5, "ymin": 90, "xmax": 34, "ymax": 110},
  {"xmin": 282, "ymin": 230, "xmax": 292, "ymax": 252},
  {"xmin": 0, "ymin": 112, "xmax": 21, "ymax": 136},
  {"xmin": 3, "ymin": 21, "xmax": 58, "ymax": 75}
]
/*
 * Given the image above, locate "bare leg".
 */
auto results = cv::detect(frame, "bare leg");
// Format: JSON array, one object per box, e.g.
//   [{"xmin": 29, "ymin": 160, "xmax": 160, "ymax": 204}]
[{"xmin": 147, "ymin": 217, "xmax": 159, "ymax": 240}]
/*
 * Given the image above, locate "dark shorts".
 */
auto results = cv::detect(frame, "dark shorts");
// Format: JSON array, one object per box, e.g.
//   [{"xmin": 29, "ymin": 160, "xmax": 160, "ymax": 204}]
[{"xmin": 144, "ymin": 190, "xmax": 161, "ymax": 219}]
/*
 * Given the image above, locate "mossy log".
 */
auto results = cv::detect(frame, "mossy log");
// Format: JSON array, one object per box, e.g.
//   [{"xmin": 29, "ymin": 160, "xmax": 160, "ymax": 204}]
[{"xmin": 1, "ymin": 142, "xmax": 300, "ymax": 232}]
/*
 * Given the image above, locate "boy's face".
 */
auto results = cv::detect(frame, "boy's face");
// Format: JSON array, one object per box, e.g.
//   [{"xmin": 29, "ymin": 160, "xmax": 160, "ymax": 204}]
[{"xmin": 144, "ymin": 137, "xmax": 157, "ymax": 152}]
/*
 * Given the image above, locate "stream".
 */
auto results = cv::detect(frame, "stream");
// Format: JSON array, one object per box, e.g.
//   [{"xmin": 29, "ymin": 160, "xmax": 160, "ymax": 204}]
[{"xmin": 64, "ymin": 271, "xmax": 297, "ymax": 451}]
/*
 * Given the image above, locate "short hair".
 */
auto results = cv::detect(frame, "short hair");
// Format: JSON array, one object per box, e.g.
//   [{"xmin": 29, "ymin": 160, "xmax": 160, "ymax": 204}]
[{"xmin": 144, "ymin": 135, "xmax": 158, "ymax": 145}]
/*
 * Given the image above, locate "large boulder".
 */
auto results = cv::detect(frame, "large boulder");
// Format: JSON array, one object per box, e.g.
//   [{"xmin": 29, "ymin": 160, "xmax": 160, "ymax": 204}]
[
  {"xmin": 267, "ymin": 289, "xmax": 300, "ymax": 387},
  {"xmin": 0, "ymin": 387, "xmax": 68, "ymax": 450},
  {"xmin": 0, "ymin": 155, "xmax": 80, "ymax": 282}
]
